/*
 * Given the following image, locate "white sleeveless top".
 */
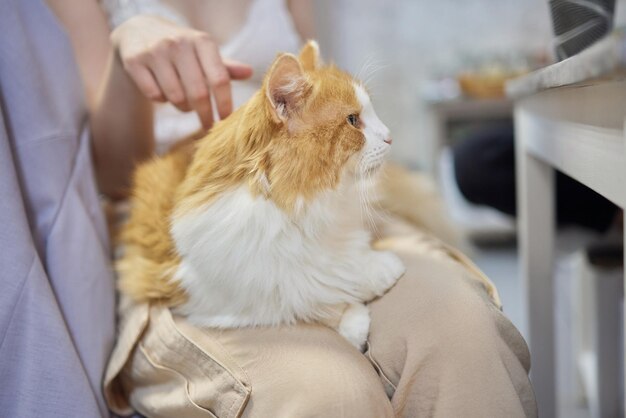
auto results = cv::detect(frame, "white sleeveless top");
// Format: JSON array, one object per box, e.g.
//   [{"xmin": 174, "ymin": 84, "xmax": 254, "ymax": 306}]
[{"xmin": 155, "ymin": 0, "xmax": 302, "ymax": 152}]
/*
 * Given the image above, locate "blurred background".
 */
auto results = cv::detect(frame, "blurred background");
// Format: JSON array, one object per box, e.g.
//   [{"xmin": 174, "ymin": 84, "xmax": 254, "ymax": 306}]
[
  {"xmin": 311, "ymin": 1, "xmax": 626, "ymax": 417},
  {"xmin": 315, "ymin": 0, "xmax": 552, "ymax": 169}
]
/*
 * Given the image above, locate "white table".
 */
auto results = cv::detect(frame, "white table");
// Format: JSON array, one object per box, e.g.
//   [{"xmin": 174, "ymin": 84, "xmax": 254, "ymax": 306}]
[{"xmin": 508, "ymin": 29, "xmax": 626, "ymax": 417}]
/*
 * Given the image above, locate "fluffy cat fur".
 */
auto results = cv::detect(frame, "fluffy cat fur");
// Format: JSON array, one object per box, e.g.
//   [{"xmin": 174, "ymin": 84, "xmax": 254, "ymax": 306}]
[{"xmin": 117, "ymin": 41, "xmax": 405, "ymax": 349}]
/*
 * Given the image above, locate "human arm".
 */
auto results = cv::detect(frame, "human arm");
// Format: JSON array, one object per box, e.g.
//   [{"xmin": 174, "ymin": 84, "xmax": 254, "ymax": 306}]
[
  {"xmin": 287, "ymin": 0, "xmax": 316, "ymax": 40},
  {"xmin": 46, "ymin": 1, "xmax": 252, "ymax": 199},
  {"xmin": 45, "ymin": 0, "xmax": 156, "ymax": 199}
]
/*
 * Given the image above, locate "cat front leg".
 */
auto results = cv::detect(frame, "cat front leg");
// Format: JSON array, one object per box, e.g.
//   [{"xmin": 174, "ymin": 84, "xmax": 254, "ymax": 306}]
[
  {"xmin": 337, "ymin": 303, "xmax": 371, "ymax": 351},
  {"xmin": 359, "ymin": 250, "xmax": 405, "ymax": 299}
]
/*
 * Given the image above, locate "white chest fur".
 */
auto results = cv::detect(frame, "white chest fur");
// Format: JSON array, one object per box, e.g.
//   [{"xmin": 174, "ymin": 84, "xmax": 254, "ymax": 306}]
[{"xmin": 171, "ymin": 183, "xmax": 404, "ymax": 329}]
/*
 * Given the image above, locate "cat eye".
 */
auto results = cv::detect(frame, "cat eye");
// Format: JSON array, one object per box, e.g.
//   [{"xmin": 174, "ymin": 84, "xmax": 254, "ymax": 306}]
[{"xmin": 347, "ymin": 114, "xmax": 359, "ymax": 127}]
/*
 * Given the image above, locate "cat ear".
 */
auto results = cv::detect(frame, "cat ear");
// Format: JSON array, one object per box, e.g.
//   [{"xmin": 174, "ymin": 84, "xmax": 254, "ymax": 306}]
[
  {"xmin": 299, "ymin": 40, "xmax": 321, "ymax": 71},
  {"xmin": 265, "ymin": 53, "xmax": 311, "ymax": 123}
]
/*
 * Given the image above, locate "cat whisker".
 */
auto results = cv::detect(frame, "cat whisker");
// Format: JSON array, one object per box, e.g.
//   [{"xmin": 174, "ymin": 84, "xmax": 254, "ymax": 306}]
[
  {"xmin": 360, "ymin": 58, "xmax": 389, "ymax": 90},
  {"xmin": 363, "ymin": 70, "xmax": 389, "ymax": 94},
  {"xmin": 356, "ymin": 156, "xmax": 368, "ymax": 227},
  {"xmin": 355, "ymin": 54, "xmax": 388, "ymax": 91},
  {"xmin": 357, "ymin": 155, "xmax": 379, "ymax": 237},
  {"xmin": 355, "ymin": 53, "xmax": 376, "ymax": 81},
  {"xmin": 368, "ymin": 165, "xmax": 393, "ymax": 227},
  {"xmin": 364, "ymin": 168, "xmax": 381, "ymax": 237}
]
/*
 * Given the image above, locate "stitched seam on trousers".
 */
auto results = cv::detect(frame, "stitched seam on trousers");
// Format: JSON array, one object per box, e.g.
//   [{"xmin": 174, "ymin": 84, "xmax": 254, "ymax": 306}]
[
  {"xmin": 161, "ymin": 308, "xmax": 252, "ymax": 391},
  {"xmin": 226, "ymin": 395, "xmax": 237, "ymax": 418},
  {"xmin": 366, "ymin": 341, "xmax": 397, "ymax": 391},
  {"xmin": 105, "ymin": 302, "xmax": 150, "ymax": 390},
  {"xmin": 147, "ymin": 313, "xmax": 252, "ymax": 417},
  {"xmin": 229, "ymin": 386, "xmax": 251, "ymax": 418},
  {"xmin": 226, "ymin": 388, "xmax": 243, "ymax": 418},
  {"xmin": 139, "ymin": 343, "xmax": 219, "ymax": 418},
  {"xmin": 152, "ymin": 327, "xmax": 250, "ymax": 404},
  {"xmin": 195, "ymin": 332, "xmax": 253, "ymax": 391},
  {"xmin": 152, "ymin": 308, "xmax": 250, "ymax": 398}
]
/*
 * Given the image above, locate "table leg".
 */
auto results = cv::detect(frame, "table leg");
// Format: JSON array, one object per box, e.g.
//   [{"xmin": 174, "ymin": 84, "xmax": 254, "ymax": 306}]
[
  {"xmin": 592, "ymin": 262, "xmax": 622, "ymax": 418},
  {"xmin": 515, "ymin": 107, "xmax": 556, "ymax": 417}
]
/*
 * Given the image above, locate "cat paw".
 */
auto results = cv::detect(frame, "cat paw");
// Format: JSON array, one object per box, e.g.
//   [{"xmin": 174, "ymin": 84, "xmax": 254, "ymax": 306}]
[
  {"xmin": 368, "ymin": 251, "xmax": 405, "ymax": 296},
  {"xmin": 338, "ymin": 303, "xmax": 371, "ymax": 351}
]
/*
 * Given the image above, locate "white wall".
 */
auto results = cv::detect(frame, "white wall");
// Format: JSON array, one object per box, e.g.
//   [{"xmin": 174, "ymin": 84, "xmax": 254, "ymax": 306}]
[{"xmin": 314, "ymin": 0, "xmax": 554, "ymax": 168}]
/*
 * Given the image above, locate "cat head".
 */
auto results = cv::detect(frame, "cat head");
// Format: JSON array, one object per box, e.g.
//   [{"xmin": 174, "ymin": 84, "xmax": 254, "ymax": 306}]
[{"xmin": 257, "ymin": 41, "xmax": 392, "ymax": 210}]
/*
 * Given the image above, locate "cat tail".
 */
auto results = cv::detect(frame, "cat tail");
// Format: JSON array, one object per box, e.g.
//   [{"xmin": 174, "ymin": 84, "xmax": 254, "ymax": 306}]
[
  {"xmin": 116, "ymin": 146, "xmax": 193, "ymax": 306},
  {"xmin": 116, "ymin": 251, "xmax": 186, "ymax": 305},
  {"xmin": 376, "ymin": 163, "xmax": 467, "ymax": 250}
]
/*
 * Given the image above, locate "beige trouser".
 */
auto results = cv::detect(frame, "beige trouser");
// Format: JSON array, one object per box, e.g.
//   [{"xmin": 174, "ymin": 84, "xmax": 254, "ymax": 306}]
[{"xmin": 104, "ymin": 222, "xmax": 537, "ymax": 418}]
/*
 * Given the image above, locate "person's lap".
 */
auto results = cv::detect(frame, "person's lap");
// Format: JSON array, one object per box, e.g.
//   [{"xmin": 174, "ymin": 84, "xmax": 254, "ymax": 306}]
[
  {"xmin": 106, "ymin": 220, "xmax": 536, "ymax": 418},
  {"xmin": 171, "ymin": 230, "xmax": 533, "ymax": 417},
  {"xmin": 181, "ymin": 316, "xmax": 394, "ymax": 417},
  {"xmin": 366, "ymin": 238, "xmax": 535, "ymax": 417}
]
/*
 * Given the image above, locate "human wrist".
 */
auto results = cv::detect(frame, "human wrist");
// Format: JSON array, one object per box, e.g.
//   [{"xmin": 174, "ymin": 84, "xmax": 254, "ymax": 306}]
[{"xmin": 101, "ymin": 0, "xmax": 188, "ymax": 30}]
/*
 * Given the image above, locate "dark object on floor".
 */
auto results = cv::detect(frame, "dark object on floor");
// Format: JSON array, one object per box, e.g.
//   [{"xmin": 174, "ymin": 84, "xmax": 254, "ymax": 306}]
[
  {"xmin": 452, "ymin": 122, "xmax": 619, "ymax": 233},
  {"xmin": 586, "ymin": 242, "xmax": 624, "ymax": 268}
]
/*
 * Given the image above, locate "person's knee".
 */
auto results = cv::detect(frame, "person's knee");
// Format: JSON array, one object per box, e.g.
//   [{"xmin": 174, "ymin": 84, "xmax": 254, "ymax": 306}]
[
  {"xmin": 367, "ymin": 253, "xmax": 535, "ymax": 416},
  {"xmin": 246, "ymin": 335, "xmax": 393, "ymax": 418},
  {"xmin": 418, "ymin": 277, "xmax": 500, "ymax": 364},
  {"xmin": 284, "ymin": 364, "xmax": 392, "ymax": 417},
  {"xmin": 369, "ymin": 254, "xmax": 503, "ymax": 368}
]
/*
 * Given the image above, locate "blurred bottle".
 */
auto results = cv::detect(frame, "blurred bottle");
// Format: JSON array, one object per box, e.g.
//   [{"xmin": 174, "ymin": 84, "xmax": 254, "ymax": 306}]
[{"xmin": 550, "ymin": 0, "xmax": 615, "ymax": 60}]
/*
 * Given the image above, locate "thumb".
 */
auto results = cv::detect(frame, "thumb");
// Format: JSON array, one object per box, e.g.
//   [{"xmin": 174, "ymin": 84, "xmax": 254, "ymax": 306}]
[{"xmin": 224, "ymin": 59, "xmax": 253, "ymax": 80}]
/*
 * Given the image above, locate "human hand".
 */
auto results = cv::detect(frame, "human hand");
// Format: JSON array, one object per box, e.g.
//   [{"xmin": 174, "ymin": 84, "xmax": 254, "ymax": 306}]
[{"xmin": 111, "ymin": 15, "xmax": 253, "ymax": 128}]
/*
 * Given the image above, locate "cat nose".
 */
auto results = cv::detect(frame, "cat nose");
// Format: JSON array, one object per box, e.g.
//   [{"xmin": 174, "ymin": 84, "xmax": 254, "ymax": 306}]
[{"xmin": 383, "ymin": 137, "xmax": 392, "ymax": 145}]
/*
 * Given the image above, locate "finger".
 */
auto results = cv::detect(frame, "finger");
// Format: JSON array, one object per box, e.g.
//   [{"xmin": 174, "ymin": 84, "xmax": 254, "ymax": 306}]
[
  {"xmin": 149, "ymin": 56, "xmax": 189, "ymax": 111},
  {"xmin": 223, "ymin": 58, "xmax": 254, "ymax": 80},
  {"xmin": 126, "ymin": 63, "xmax": 165, "ymax": 102},
  {"xmin": 194, "ymin": 40, "xmax": 233, "ymax": 120},
  {"xmin": 174, "ymin": 45, "xmax": 214, "ymax": 128}
]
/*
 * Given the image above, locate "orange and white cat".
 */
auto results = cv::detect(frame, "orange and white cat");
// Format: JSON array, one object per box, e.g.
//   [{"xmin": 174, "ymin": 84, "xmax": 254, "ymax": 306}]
[{"xmin": 117, "ymin": 41, "xmax": 405, "ymax": 349}]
